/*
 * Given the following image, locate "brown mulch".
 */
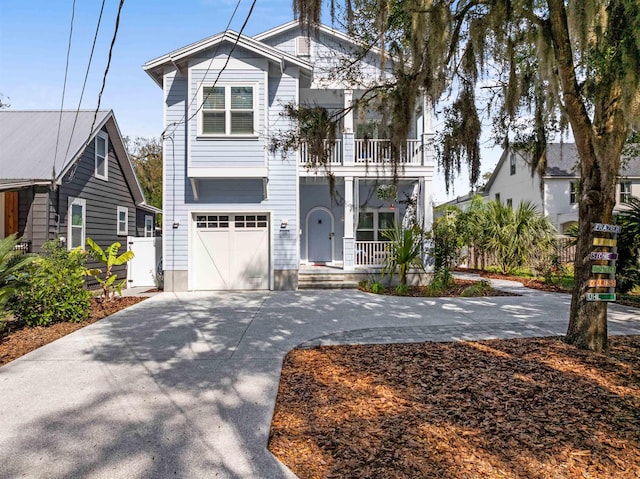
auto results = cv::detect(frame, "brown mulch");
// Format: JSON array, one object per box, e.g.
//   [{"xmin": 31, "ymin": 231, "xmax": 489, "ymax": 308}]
[
  {"xmin": 269, "ymin": 336, "xmax": 640, "ymax": 479},
  {"xmin": 0, "ymin": 296, "xmax": 146, "ymax": 366},
  {"xmin": 363, "ymin": 279, "xmax": 520, "ymax": 297}
]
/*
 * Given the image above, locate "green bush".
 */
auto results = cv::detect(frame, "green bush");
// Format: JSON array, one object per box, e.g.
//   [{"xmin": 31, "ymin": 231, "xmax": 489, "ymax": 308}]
[
  {"xmin": 371, "ymin": 281, "xmax": 385, "ymax": 294},
  {"xmin": 461, "ymin": 280, "xmax": 492, "ymax": 297},
  {"xmin": 395, "ymin": 283, "xmax": 410, "ymax": 295},
  {"xmin": 11, "ymin": 241, "xmax": 91, "ymax": 326},
  {"xmin": 0, "ymin": 234, "xmax": 35, "ymax": 322}
]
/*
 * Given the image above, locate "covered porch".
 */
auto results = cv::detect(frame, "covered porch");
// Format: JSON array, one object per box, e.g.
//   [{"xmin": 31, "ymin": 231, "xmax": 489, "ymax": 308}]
[{"xmin": 299, "ymin": 176, "xmax": 433, "ymax": 271}]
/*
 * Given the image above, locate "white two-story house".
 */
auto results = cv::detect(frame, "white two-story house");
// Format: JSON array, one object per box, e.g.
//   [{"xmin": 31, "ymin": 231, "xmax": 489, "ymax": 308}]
[
  {"xmin": 449, "ymin": 143, "xmax": 640, "ymax": 234},
  {"xmin": 144, "ymin": 21, "xmax": 434, "ymax": 291}
]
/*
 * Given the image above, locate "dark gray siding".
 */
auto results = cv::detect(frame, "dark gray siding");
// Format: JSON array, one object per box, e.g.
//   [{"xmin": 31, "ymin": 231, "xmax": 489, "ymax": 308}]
[
  {"xmin": 17, "ymin": 186, "xmax": 50, "ymax": 253},
  {"xmin": 56, "ymin": 126, "xmax": 137, "ymax": 285},
  {"xmin": 135, "ymin": 208, "xmax": 156, "ymax": 237}
]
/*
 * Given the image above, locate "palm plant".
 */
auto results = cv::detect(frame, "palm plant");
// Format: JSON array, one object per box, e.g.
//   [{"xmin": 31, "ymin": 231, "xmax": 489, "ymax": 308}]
[
  {"xmin": 484, "ymin": 200, "xmax": 556, "ymax": 274},
  {"xmin": 85, "ymin": 238, "xmax": 135, "ymax": 301},
  {"xmin": 382, "ymin": 224, "xmax": 424, "ymax": 286},
  {"xmin": 456, "ymin": 195, "xmax": 489, "ymax": 269},
  {"xmin": 614, "ymin": 196, "xmax": 640, "ymax": 293},
  {"xmin": 0, "ymin": 234, "xmax": 35, "ymax": 318}
]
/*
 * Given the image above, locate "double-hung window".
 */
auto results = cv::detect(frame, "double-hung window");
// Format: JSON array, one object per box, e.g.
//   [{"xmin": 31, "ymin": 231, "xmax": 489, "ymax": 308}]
[
  {"xmin": 620, "ymin": 181, "xmax": 632, "ymax": 204},
  {"xmin": 144, "ymin": 215, "xmax": 154, "ymax": 237},
  {"xmin": 95, "ymin": 131, "xmax": 108, "ymax": 180},
  {"xmin": 117, "ymin": 206, "xmax": 128, "ymax": 236},
  {"xmin": 201, "ymin": 85, "xmax": 255, "ymax": 136},
  {"xmin": 356, "ymin": 210, "xmax": 397, "ymax": 241},
  {"xmin": 509, "ymin": 153, "xmax": 516, "ymax": 175},
  {"xmin": 569, "ymin": 181, "xmax": 579, "ymax": 204},
  {"xmin": 68, "ymin": 197, "xmax": 86, "ymax": 250}
]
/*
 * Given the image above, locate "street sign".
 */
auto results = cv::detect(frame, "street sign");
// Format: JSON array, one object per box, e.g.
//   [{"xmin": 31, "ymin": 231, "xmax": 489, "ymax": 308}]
[
  {"xmin": 592, "ymin": 223, "xmax": 622, "ymax": 234},
  {"xmin": 586, "ymin": 293, "xmax": 616, "ymax": 302},
  {"xmin": 592, "ymin": 265, "xmax": 616, "ymax": 274},
  {"xmin": 593, "ymin": 237, "xmax": 617, "ymax": 247},
  {"xmin": 590, "ymin": 252, "xmax": 618, "ymax": 260},
  {"xmin": 587, "ymin": 279, "xmax": 616, "ymax": 287}
]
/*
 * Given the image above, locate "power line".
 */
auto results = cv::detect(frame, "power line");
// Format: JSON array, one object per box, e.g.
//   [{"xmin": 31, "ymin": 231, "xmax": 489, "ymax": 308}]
[
  {"xmin": 52, "ymin": 0, "xmax": 76, "ymax": 181},
  {"xmin": 63, "ymin": 0, "xmax": 107, "ymax": 163},
  {"xmin": 163, "ymin": 0, "xmax": 257, "ymax": 139},
  {"xmin": 87, "ymin": 0, "xmax": 125, "ymax": 143}
]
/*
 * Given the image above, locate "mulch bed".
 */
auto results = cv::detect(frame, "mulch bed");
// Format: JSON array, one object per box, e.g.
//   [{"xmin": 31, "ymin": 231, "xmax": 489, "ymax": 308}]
[
  {"xmin": 0, "ymin": 296, "xmax": 146, "ymax": 366},
  {"xmin": 363, "ymin": 279, "xmax": 520, "ymax": 297},
  {"xmin": 269, "ymin": 336, "xmax": 640, "ymax": 479}
]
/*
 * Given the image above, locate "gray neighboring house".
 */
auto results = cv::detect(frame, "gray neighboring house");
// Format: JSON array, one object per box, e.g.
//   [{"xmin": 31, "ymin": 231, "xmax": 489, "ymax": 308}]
[{"xmin": 0, "ymin": 110, "xmax": 160, "ymax": 283}]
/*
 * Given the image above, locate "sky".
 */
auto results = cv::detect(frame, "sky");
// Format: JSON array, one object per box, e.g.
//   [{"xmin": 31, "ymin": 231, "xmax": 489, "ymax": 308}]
[{"xmin": 0, "ymin": 0, "xmax": 501, "ymax": 204}]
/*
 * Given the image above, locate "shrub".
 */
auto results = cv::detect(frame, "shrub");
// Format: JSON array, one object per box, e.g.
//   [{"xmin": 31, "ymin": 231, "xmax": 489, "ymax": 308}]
[
  {"xmin": 11, "ymin": 241, "xmax": 91, "ymax": 326},
  {"xmin": 395, "ymin": 283, "xmax": 410, "ymax": 295},
  {"xmin": 461, "ymin": 280, "xmax": 492, "ymax": 297},
  {"xmin": 423, "ymin": 271, "xmax": 455, "ymax": 297},
  {"xmin": 0, "ymin": 234, "xmax": 35, "ymax": 322},
  {"xmin": 371, "ymin": 281, "xmax": 385, "ymax": 294}
]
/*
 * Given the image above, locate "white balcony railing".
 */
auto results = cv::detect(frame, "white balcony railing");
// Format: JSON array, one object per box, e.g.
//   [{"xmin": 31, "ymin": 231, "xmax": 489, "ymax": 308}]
[
  {"xmin": 355, "ymin": 241, "xmax": 390, "ymax": 267},
  {"xmin": 355, "ymin": 139, "xmax": 422, "ymax": 165},
  {"xmin": 299, "ymin": 140, "xmax": 343, "ymax": 166}
]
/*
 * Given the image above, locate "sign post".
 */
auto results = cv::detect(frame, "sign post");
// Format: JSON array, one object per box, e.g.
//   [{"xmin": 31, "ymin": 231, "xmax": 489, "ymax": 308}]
[{"xmin": 587, "ymin": 223, "xmax": 620, "ymax": 302}]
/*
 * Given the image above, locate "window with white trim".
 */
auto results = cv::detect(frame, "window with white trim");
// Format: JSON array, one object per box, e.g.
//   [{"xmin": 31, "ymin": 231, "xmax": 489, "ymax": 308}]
[
  {"xmin": 569, "ymin": 181, "xmax": 579, "ymax": 204},
  {"xmin": 200, "ymin": 84, "xmax": 256, "ymax": 136},
  {"xmin": 144, "ymin": 215, "xmax": 154, "ymax": 237},
  {"xmin": 117, "ymin": 206, "xmax": 128, "ymax": 236},
  {"xmin": 509, "ymin": 153, "xmax": 516, "ymax": 175},
  {"xmin": 68, "ymin": 197, "xmax": 86, "ymax": 250},
  {"xmin": 356, "ymin": 210, "xmax": 397, "ymax": 241},
  {"xmin": 620, "ymin": 181, "xmax": 632, "ymax": 204},
  {"xmin": 95, "ymin": 131, "xmax": 108, "ymax": 180}
]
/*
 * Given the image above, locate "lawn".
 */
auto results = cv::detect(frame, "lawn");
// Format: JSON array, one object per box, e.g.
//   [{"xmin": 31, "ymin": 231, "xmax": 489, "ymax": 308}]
[{"xmin": 269, "ymin": 336, "xmax": 640, "ymax": 479}]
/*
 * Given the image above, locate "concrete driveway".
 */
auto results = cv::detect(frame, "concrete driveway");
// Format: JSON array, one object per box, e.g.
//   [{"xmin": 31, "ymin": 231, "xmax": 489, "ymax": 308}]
[{"xmin": 1, "ymin": 287, "xmax": 639, "ymax": 479}]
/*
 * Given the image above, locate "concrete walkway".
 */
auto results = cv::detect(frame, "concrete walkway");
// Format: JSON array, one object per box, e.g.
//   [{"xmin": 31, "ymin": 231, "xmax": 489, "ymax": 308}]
[{"xmin": 1, "ymin": 286, "xmax": 639, "ymax": 479}]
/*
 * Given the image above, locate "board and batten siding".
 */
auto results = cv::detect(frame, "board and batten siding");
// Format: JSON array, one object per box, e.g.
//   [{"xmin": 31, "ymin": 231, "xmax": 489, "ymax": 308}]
[{"xmin": 57, "ymin": 126, "xmax": 137, "ymax": 283}]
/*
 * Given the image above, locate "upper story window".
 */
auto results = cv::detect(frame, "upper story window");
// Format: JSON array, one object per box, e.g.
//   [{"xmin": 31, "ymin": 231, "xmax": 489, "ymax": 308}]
[
  {"xmin": 495, "ymin": 193, "xmax": 501, "ymax": 203},
  {"xmin": 509, "ymin": 153, "xmax": 516, "ymax": 175},
  {"xmin": 200, "ymin": 84, "xmax": 256, "ymax": 136},
  {"xmin": 95, "ymin": 131, "xmax": 108, "ymax": 180},
  {"xmin": 506, "ymin": 198, "xmax": 513, "ymax": 209},
  {"xmin": 570, "ymin": 181, "xmax": 579, "ymax": 204},
  {"xmin": 620, "ymin": 181, "xmax": 632, "ymax": 204},
  {"xmin": 117, "ymin": 206, "xmax": 128, "ymax": 236}
]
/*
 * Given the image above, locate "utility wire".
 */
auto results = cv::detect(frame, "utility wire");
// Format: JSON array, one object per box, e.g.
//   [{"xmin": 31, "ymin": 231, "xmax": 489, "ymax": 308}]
[
  {"xmin": 63, "ymin": 0, "xmax": 107, "ymax": 163},
  {"xmin": 163, "ymin": 0, "xmax": 257, "ymax": 139},
  {"xmin": 87, "ymin": 0, "xmax": 125, "ymax": 144},
  {"xmin": 52, "ymin": 0, "xmax": 76, "ymax": 181}
]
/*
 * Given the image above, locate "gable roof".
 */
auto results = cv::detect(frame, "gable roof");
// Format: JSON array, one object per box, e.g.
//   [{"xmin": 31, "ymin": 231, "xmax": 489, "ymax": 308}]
[
  {"xmin": 0, "ymin": 110, "xmax": 148, "ymax": 206},
  {"xmin": 143, "ymin": 29, "xmax": 313, "ymax": 87}
]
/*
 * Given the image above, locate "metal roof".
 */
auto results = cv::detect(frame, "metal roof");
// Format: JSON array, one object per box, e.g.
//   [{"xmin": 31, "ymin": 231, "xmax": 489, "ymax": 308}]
[
  {"xmin": 544, "ymin": 143, "xmax": 640, "ymax": 176},
  {"xmin": 0, "ymin": 110, "xmax": 111, "ymax": 181}
]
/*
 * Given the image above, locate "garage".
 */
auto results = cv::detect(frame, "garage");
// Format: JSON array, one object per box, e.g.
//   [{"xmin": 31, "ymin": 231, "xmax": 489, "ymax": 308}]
[{"xmin": 191, "ymin": 213, "xmax": 269, "ymax": 290}]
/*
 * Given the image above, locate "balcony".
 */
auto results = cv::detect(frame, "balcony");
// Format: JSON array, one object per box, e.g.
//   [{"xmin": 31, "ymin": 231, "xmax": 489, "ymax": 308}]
[{"xmin": 299, "ymin": 137, "xmax": 431, "ymax": 177}]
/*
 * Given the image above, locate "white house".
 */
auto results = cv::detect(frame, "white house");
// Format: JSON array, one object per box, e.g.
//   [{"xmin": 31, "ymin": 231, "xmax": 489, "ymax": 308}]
[
  {"xmin": 456, "ymin": 143, "xmax": 640, "ymax": 233},
  {"xmin": 144, "ymin": 21, "xmax": 435, "ymax": 291}
]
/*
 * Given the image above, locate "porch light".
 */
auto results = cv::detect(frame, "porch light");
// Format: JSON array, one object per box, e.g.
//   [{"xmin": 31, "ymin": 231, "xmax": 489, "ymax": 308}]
[{"xmin": 390, "ymin": 203, "xmax": 395, "ymax": 211}]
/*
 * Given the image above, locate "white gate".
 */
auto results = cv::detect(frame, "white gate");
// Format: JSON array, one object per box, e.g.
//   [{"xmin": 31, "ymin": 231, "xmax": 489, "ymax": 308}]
[{"xmin": 127, "ymin": 236, "xmax": 161, "ymax": 288}]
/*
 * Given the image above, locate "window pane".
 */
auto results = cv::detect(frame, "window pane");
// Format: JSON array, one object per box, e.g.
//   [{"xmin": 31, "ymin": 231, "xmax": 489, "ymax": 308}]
[
  {"xmin": 356, "ymin": 230, "xmax": 374, "ymax": 241},
  {"xmin": 231, "ymin": 112, "xmax": 253, "ymax": 134},
  {"xmin": 203, "ymin": 112, "xmax": 225, "ymax": 134},
  {"xmin": 96, "ymin": 156, "xmax": 106, "ymax": 176},
  {"xmin": 231, "ymin": 86, "xmax": 253, "ymax": 109},
  {"xmin": 358, "ymin": 212, "xmax": 373, "ymax": 229},
  {"xmin": 203, "ymin": 87, "xmax": 225, "ymax": 109},
  {"xmin": 96, "ymin": 136, "xmax": 106, "ymax": 157},
  {"xmin": 71, "ymin": 204, "xmax": 83, "ymax": 226},
  {"xmin": 379, "ymin": 212, "xmax": 395, "ymax": 230},
  {"xmin": 119, "ymin": 210, "xmax": 126, "ymax": 222},
  {"xmin": 71, "ymin": 227, "xmax": 82, "ymax": 248}
]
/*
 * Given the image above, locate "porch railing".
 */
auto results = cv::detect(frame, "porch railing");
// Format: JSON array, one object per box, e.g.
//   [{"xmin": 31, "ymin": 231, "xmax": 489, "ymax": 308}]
[
  {"xmin": 355, "ymin": 241, "xmax": 390, "ymax": 267},
  {"xmin": 12, "ymin": 240, "xmax": 31, "ymax": 254},
  {"xmin": 355, "ymin": 139, "xmax": 422, "ymax": 164},
  {"xmin": 299, "ymin": 140, "xmax": 343, "ymax": 166}
]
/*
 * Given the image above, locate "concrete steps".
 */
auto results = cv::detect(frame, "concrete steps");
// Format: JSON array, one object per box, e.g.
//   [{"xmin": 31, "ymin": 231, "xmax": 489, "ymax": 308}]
[{"xmin": 298, "ymin": 273, "xmax": 359, "ymax": 290}]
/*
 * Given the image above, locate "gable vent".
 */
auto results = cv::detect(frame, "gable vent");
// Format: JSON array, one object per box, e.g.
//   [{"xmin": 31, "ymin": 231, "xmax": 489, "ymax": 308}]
[{"xmin": 296, "ymin": 36, "xmax": 311, "ymax": 57}]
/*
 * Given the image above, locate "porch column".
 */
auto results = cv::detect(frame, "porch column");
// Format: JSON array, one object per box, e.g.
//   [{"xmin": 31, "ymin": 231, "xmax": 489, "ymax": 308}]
[
  {"xmin": 343, "ymin": 89, "xmax": 355, "ymax": 166},
  {"xmin": 420, "ymin": 176, "xmax": 434, "ymax": 271},
  {"xmin": 343, "ymin": 176, "xmax": 355, "ymax": 271},
  {"xmin": 421, "ymin": 92, "xmax": 435, "ymax": 166}
]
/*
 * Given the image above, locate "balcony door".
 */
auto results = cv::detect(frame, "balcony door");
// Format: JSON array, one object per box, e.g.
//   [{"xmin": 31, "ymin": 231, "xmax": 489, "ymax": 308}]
[{"xmin": 307, "ymin": 208, "xmax": 333, "ymax": 264}]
